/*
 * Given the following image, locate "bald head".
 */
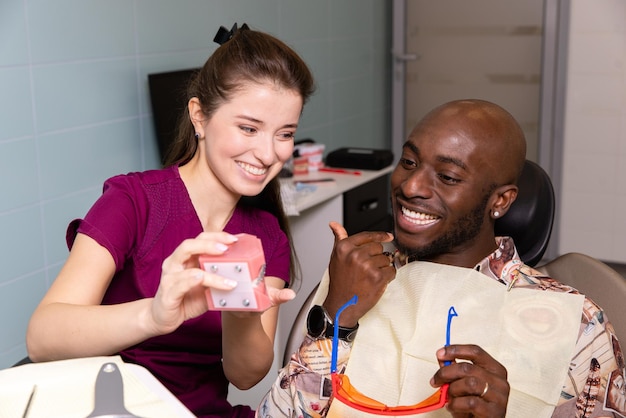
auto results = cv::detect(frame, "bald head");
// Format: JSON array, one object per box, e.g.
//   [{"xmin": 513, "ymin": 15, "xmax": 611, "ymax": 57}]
[{"xmin": 416, "ymin": 99, "xmax": 527, "ymax": 185}]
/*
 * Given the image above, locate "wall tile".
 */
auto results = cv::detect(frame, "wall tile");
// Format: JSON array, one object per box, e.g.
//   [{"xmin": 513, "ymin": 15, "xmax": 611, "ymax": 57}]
[
  {"xmin": 0, "ymin": 67, "xmax": 34, "ymax": 141},
  {"xmin": 38, "ymin": 120, "xmax": 142, "ymax": 200},
  {"xmin": 45, "ymin": 263, "xmax": 63, "ymax": 289},
  {"xmin": 138, "ymin": 51, "xmax": 210, "ymax": 116},
  {"xmin": 296, "ymin": 125, "xmax": 331, "ymax": 152},
  {"xmin": 42, "ymin": 189, "xmax": 102, "ymax": 266},
  {"xmin": 33, "ymin": 59, "xmax": 139, "ymax": 133},
  {"xmin": 290, "ymin": 39, "xmax": 332, "ymax": 85},
  {"xmin": 140, "ymin": 115, "xmax": 163, "ymax": 170},
  {"xmin": 330, "ymin": 38, "xmax": 371, "ymax": 80},
  {"xmin": 370, "ymin": 108, "xmax": 392, "ymax": 151},
  {"xmin": 135, "ymin": 0, "xmax": 283, "ymax": 55},
  {"xmin": 328, "ymin": 114, "xmax": 375, "ymax": 150},
  {"xmin": 372, "ymin": 0, "xmax": 390, "ymax": 38},
  {"xmin": 330, "ymin": 74, "xmax": 372, "ymax": 121},
  {"xmin": 0, "ymin": 138, "xmax": 39, "ymax": 212},
  {"xmin": 0, "ymin": 207, "xmax": 44, "ymax": 282},
  {"xmin": 135, "ymin": 0, "xmax": 216, "ymax": 54},
  {"xmin": 0, "ymin": 344, "xmax": 28, "ymax": 370},
  {"xmin": 330, "ymin": 0, "xmax": 373, "ymax": 39},
  {"xmin": 27, "ymin": 0, "xmax": 134, "ymax": 63},
  {"xmin": 0, "ymin": 271, "xmax": 47, "ymax": 365},
  {"xmin": 298, "ymin": 80, "xmax": 330, "ymax": 131},
  {"xmin": 280, "ymin": 0, "xmax": 329, "ymax": 41},
  {"xmin": 224, "ymin": 0, "xmax": 279, "ymax": 33},
  {"xmin": 0, "ymin": 1, "xmax": 29, "ymax": 66},
  {"xmin": 372, "ymin": 45, "xmax": 391, "ymax": 113}
]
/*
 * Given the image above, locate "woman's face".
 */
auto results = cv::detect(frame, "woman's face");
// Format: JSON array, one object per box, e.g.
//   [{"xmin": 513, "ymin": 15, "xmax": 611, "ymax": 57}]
[{"xmin": 194, "ymin": 81, "xmax": 303, "ymax": 197}]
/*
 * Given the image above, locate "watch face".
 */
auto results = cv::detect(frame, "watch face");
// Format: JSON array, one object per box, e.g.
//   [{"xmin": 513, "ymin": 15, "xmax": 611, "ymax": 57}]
[{"xmin": 306, "ymin": 305, "xmax": 327, "ymax": 338}]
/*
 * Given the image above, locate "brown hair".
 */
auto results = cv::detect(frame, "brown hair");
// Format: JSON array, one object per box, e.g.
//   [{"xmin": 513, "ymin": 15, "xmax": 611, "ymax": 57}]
[{"xmin": 164, "ymin": 25, "xmax": 315, "ymax": 290}]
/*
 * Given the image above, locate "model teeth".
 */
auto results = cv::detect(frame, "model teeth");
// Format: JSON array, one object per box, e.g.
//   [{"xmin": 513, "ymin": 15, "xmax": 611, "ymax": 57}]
[
  {"xmin": 401, "ymin": 206, "xmax": 438, "ymax": 225},
  {"xmin": 238, "ymin": 162, "xmax": 267, "ymax": 176}
]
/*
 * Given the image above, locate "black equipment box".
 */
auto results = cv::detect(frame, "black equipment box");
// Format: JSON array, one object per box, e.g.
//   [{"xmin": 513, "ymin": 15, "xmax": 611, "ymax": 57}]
[
  {"xmin": 325, "ymin": 147, "xmax": 394, "ymax": 170},
  {"xmin": 343, "ymin": 174, "xmax": 393, "ymax": 235}
]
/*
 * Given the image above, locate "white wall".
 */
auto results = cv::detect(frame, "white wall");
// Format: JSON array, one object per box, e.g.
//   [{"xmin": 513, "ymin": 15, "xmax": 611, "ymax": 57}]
[{"xmin": 558, "ymin": 0, "xmax": 626, "ymax": 263}]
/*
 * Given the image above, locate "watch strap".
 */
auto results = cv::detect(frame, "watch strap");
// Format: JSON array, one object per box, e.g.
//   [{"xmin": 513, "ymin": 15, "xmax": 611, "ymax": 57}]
[
  {"xmin": 328, "ymin": 322, "xmax": 359, "ymax": 342},
  {"xmin": 307, "ymin": 304, "xmax": 359, "ymax": 342},
  {"xmin": 319, "ymin": 305, "xmax": 359, "ymax": 342}
]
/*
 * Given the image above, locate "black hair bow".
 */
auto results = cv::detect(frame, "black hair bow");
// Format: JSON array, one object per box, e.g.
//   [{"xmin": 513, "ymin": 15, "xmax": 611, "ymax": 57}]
[{"xmin": 213, "ymin": 22, "xmax": 250, "ymax": 45}]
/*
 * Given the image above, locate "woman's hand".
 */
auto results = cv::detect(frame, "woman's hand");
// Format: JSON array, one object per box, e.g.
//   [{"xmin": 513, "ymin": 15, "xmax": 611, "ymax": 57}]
[
  {"xmin": 431, "ymin": 344, "xmax": 510, "ymax": 418},
  {"xmin": 223, "ymin": 280, "xmax": 296, "ymax": 319},
  {"xmin": 150, "ymin": 231, "xmax": 296, "ymax": 332},
  {"xmin": 266, "ymin": 285, "xmax": 296, "ymax": 307},
  {"xmin": 149, "ymin": 231, "xmax": 242, "ymax": 334}
]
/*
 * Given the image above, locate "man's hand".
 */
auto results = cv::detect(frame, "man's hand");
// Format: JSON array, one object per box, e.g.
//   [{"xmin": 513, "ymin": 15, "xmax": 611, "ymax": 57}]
[
  {"xmin": 431, "ymin": 344, "xmax": 510, "ymax": 417},
  {"xmin": 323, "ymin": 221, "xmax": 395, "ymax": 328}
]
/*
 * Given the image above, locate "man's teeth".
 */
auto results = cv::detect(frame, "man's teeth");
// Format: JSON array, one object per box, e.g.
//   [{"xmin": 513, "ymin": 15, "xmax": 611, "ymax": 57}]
[
  {"xmin": 401, "ymin": 206, "xmax": 438, "ymax": 225},
  {"xmin": 239, "ymin": 162, "xmax": 267, "ymax": 175}
]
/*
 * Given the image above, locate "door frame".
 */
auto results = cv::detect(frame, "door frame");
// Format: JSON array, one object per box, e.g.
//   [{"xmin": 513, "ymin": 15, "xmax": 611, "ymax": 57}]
[{"xmin": 391, "ymin": 0, "xmax": 408, "ymax": 164}]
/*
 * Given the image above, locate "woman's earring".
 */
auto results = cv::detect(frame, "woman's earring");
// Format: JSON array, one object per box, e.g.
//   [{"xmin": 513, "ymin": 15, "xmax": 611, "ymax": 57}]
[
  {"xmin": 194, "ymin": 133, "xmax": 200, "ymax": 140},
  {"xmin": 493, "ymin": 211, "xmax": 500, "ymax": 218}
]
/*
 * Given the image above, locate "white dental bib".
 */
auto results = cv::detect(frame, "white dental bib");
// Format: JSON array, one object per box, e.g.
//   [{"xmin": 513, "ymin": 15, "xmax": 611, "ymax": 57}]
[{"xmin": 311, "ymin": 261, "xmax": 584, "ymax": 417}]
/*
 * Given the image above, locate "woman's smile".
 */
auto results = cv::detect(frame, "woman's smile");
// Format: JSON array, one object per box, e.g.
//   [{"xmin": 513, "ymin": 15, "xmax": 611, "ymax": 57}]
[{"xmin": 237, "ymin": 161, "xmax": 268, "ymax": 177}]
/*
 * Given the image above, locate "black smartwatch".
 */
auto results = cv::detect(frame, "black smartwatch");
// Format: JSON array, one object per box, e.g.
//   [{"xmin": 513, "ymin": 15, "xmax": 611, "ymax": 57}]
[{"xmin": 306, "ymin": 305, "xmax": 359, "ymax": 342}]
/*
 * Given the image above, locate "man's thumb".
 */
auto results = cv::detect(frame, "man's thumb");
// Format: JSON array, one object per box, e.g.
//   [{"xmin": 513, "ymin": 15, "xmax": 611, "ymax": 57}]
[{"xmin": 329, "ymin": 221, "xmax": 348, "ymax": 242}]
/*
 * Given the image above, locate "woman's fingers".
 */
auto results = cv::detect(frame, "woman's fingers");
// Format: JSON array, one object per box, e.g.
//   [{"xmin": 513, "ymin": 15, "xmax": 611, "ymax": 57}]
[
  {"xmin": 162, "ymin": 232, "xmax": 238, "ymax": 273},
  {"xmin": 267, "ymin": 287, "xmax": 296, "ymax": 306},
  {"xmin": 195, "ymin": 269, "xmax": 239, "ymax": 290}
]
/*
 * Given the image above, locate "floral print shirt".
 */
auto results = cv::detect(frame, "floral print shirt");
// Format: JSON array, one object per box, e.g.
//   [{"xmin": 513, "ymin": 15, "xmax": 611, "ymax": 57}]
[{"xmin": 258, "ymin": 237, "xmax": 625, "ymax": 418}]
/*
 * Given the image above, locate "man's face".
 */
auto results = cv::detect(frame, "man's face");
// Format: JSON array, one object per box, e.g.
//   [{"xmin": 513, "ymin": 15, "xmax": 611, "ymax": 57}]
[{"xmin": 390, "ymin": 122, "xmax": 497, "ymax": 265}]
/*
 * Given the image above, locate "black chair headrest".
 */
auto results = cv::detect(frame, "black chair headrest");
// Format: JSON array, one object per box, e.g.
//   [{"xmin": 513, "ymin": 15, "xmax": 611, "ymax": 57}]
[{"xmin": 494, "ymin": 160, "xmax": 555, "ymax": 267}]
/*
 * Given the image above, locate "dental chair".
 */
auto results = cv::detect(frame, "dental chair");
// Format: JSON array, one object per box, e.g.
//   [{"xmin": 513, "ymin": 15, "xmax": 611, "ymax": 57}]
[
  {"xmin": 536, "ymin": 253, "xmax": 626, "ymax": 340},
  {"xmin": 494, "ymin": 160, "xmax": 555, "ymax": 267},
  {"xmin": 283, "ymin": 160, "xmax": 626, "ymax": 365}
]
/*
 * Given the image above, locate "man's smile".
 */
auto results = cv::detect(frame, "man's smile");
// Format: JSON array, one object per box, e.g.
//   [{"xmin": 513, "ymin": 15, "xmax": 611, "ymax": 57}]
[{"xmin": 400, "ymin": 206, "xmax": 440, "ymax": 226}]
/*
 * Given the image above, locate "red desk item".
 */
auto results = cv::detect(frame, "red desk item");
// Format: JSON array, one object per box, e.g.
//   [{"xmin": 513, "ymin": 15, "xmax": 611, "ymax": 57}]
[{"xmin": 199, "ymin": 234, "xmax": 271, "ymax": 311}]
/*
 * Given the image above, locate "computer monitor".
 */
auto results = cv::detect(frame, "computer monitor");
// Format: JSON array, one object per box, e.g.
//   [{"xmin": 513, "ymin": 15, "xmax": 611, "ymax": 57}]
[{"xmin": 147, "ymin": 68, "xmax": 200, "ymax": 163}]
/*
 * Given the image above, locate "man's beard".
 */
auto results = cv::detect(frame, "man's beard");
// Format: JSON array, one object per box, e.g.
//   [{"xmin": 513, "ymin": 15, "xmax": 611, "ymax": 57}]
[{"xmin": 395, "ymin": 190, "xmax": 492, "ymax": 262}]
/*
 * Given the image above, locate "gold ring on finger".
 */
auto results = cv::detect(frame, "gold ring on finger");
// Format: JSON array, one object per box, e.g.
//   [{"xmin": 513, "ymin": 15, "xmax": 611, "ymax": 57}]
[{"xmin": 480, "ymin": 381, "xmax": 489, "ymax": 398}]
